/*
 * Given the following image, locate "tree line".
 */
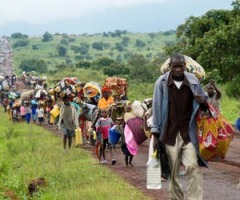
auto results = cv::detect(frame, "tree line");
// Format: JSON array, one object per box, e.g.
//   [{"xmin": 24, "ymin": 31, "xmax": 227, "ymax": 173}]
[{"xmin": 164, "ymin": 0, "xmax": 240, "ymax": 97}]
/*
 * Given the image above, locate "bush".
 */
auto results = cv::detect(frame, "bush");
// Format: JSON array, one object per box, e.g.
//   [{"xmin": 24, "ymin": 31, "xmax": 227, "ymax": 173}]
[
  {"xmin": 135, "ymin": 39, "xmax": 146, "ymax": 48},
  {"xmin": 60, "ymin": 39, "xmax": 69, "ymax": 46},
  {"xmin": 225, "ymin": 74, "xmax": 240, "ymax": 98},
  {"xmin": 32, "ymin": 44, "xmax": 38, "ymax": 50},
  {"xmin": 19, "ymin": 59, "xmax": 48, "ymax": 73},
  {"xmin": 76, "ymin": 61, "xmax": 91, "ymax": 68},
  {"xmin": 42, "ymin": 32, "xmax": 53, "ymax": 42},
  {"xmin": 92, "ymin": 42, "xmax": 104, "ymax": 50},
  {"xmin": 95, "ymin": 57, "xmax": 115, "ymax": 67},
  {"xmin": 12, "ymin": 40, "xmax": 29, "ymax": 48},
  {"xmin": 11, "ymin": 32, "xmax": 28, "ymax": 39},
  {"xmin": 57, "ymin": 45, "xmax": 67, "ymax": 57}
]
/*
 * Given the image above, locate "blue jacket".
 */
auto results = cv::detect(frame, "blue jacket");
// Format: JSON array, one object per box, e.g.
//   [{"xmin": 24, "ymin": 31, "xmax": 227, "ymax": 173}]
[{"xmin": 151, "ymin": 71, "xmax": 208, "ymax": 167}]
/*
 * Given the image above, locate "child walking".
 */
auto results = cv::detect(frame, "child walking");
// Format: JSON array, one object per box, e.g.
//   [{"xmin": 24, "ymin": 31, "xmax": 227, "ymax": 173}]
[
  {"xmin": 116, "ymin": 119, "xmax": 134, "ymax": 167},
  {"xmin": 95, "ymin": 109, "xmax": 115, "ymax": 164},
  {"xmin": 20, "ymin": 103, "xmax": 26, "ymax": 120},
  {"xmin": 36, "ymin": 105, "xmax": 45, "ymax": 126},
  {"xmin": 24, "ymin": 101, "xmax": 32, "ymax": 124}
]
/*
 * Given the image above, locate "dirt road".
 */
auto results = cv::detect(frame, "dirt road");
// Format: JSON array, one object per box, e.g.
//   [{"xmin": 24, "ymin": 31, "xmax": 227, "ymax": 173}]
[{"xmin": 46, "ymin": 123, "xmax": 240, "ymax": 200}]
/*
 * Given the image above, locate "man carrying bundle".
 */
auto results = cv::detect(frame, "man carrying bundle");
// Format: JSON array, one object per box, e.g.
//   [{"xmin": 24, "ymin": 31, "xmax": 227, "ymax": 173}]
[{"xmin": 151, "ymin": 53, "xmax": 208, "ymax": 200}]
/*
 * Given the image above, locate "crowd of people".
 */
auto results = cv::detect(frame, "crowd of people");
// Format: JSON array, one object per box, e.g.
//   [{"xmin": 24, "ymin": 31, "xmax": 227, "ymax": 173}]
[
  {"xmin": 1, "ymin": 52, "xmax": 232, "ymax": 200},
  {"xmin": 0, "ymin": 74, "xmax": 142, "ymax": 168}
]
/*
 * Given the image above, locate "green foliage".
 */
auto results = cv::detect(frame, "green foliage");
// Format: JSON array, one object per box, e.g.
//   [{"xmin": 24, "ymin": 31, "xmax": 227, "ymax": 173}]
[
  {"xmin": 135, "ymin": 39, "xmax": 146, "ymax": 48},
  {"xmin": 76, "ymin": 61, "xmax": 92, "ymax": 68},
  {"xmin": 94, "ymin": 57, "xmax": 115, "ymax": 67},
  {"xmin": 12, "ymin": 39, "xmax": 29, "ymax": 48},
  {"xmin": 164, "ymin": 2, "xmax": 240, "ymax": 84},
  {"xmin": 92, "ymin": 41, "xmax": 105, "ymax": 50},
  {"xmin": 225, "ymin": 74, "xmax": 240, "ymax": 98},
  {"xmin": 19, "ymin": 59, "xmax": 48, "ymax": 73},
  {"xmin": 32, "ymin": 44, "xmax": 38, "ymax": 50},
  {"xmin": 55, "ymin": 63, "xmax": 67, "ymax": 71},
  {"xmin": 108, "ymin": 30, "xmax": 128, "ymax": 37},
  {"xmin": 121, "ymin": 36, "xmax": 130, "ymax": 47},
  {"xmin": 57, "ymin": 45, "xmax": 67, "ymax": 57},
  {"xmin": 11, "ymin": 32, "xmax": 28, "ymax": 39},
  {"xmin": 115, "ymin": 43, "xmax": 124, "ymax": 51},
  {"xmin": 11, "ymin": 31, "xmax": 176, "ymax": 75},
  {"xmin": 42, "ymin": 31, "xmax": 53, "ymax": 42},
  {"xmin": 203, "ymin": 68, "xmax": 222, "ymax": 85},
  {"xmin": 162, "ymin": 30, "xmax": 176, "ymax": 36},
  {"xmin": 103, "ymin": 63, "xmax": 130, "ymax": 76},
  {"xmin": 78, "ymin": 46, "xmax": 89, "ymax": 55},
  {"xmin": 128, "ymin": 54, "xmax": 152, "ymax": 82},
  {"xmin": 60, "ymin": 39, "xmax": 69, "ymax": 46}
]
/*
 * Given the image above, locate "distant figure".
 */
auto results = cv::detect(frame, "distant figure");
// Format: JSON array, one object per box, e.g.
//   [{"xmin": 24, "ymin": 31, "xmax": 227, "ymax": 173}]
[
  {"xmin": 58, "ymin": 96, "xmax": 79, "ymax": 152},
  {"xmin": 36, "ymin": 105, "xmax": 45, "ymax": 126},
  {"xmin": 205, "ymin": 80, "xmax": 222, "ymax": 112},
  {"xmin": 24, "ymin": 101, "xmax": 32, "ymax": 124},
  {"xmin": 20, "ymin": 103, "xmax": 26, "ymax": 120},
  {"xmin": 2, "ymin": 95, "xmax": 9, "ymax": 112}
]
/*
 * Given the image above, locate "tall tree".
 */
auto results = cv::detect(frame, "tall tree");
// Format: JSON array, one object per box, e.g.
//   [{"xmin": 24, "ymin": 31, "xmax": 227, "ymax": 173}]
[{"xmin": 164, "ymin": 1, "xmax": 240, "ymax": 84}]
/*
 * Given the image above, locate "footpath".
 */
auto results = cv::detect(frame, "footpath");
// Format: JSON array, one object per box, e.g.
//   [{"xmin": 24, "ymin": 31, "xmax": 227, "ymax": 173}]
[{"xmin": 46, "ymin": 123, "xmax": 240, "ymax": 200}]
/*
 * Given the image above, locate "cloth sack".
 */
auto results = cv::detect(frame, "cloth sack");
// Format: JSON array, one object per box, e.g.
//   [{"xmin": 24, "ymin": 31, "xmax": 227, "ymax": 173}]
[
  {"xmin": 127, "ymin": 117, "xmax": 147, "ymax": 145},
  {"xmin": 160, "ymin": 55, "xmax": 205, "ymax": 81},
  {"xmin": 197, "ymin": 103, "xmax": 234, "ymax": 160},
  {"xmin": 131, "ymin": 100, "xmax": 145, "ymax": 118},
  {"xmin": 124, "ymin": 124, "xmax": 138, "ymax": 155}
]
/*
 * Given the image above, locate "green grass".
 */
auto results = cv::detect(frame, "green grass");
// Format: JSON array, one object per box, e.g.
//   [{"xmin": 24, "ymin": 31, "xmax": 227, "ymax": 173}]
[
  {"xmin": 219, "ymin": 85, "xmax": 239, "ymax": 124},
  {"xmin": 0, "ymin": 109, "xmax": 148, "ymax": 200}
]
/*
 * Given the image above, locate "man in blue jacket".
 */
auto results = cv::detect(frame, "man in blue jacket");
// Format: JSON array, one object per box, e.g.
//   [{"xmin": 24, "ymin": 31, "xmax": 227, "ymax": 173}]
[{"xmin": 151, "ymin": 53, "xmax": 208, "ymax": 200}]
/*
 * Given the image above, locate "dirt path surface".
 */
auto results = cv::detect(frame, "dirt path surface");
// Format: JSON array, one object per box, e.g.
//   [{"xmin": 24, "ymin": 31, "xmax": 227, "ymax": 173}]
[{"xmin": 45, "ymin": 123, "xmax": 240, "ymax": 200}]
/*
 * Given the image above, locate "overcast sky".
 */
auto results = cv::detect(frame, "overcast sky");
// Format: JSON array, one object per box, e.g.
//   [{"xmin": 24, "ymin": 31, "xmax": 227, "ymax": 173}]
[{"xmin": 0, "ymin": 0, "xmax": 234, "ymax": 36}]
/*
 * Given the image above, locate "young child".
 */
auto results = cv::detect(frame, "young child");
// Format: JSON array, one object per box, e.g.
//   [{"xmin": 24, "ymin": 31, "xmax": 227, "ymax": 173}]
[
  {"xmin": 121, "ymin": 102, "xmax": 135, "ymax": 167},
  {"xmin": 20, "ymin": 103, "xmax": 26, "ymax": 120},
  {"xmin": 95, "ymin": 109, "xmax": 115, "ymax": 164},
  {"xmin": 31, "ymin": 100, "xmax": 38, "ymax": 123},
  {"xmin": 117, "ymin": 118, "xmax": 134, "ymax": 167},
  {"xmin": 24, "ymin": 101, "xmax": 32, "ymax": 124},
  {"xmin": 36, "ymin": 105, "xmax": 45, "ymax": 126}
]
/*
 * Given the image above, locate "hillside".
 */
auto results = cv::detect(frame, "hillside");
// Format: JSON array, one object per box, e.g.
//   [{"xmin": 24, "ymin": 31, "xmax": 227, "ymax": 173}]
[{"xmin": 10, "ymin": 31, "xmax": 176, "ymax": 74}]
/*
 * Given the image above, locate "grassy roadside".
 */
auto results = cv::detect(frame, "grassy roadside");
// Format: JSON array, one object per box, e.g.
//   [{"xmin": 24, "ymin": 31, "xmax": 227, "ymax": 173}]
[{"xmin": 0, "ymin": 108, "xmax": 148, "ymax": 200}]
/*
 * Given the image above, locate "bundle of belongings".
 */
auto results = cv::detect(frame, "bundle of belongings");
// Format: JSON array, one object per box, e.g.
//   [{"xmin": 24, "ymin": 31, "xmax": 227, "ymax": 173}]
[
  {"xmin": 104, "ymin": 77, "xmax": 128, "ymax": 97},
  {"xmin": 6, "ymin": 92, "xmax": 21, "ymax": 100},
  {"xmin": 53, "ymin": 77, "xmax": 77, "ymax": 99},
  {"xmin": 20, "ymin": 90, "xmax": 34, "ymax": 101},
  {"xmin": 160, "ymin": 55, "xmax": 205, "ymax": 82},
  {"xmin": 83, "ymin": 82, "xmax": 101, "ymax": 101},
  {"xmin": 197, "ymin": 103, "xmax": 234, "ymax": 160},
  {"xmin": 1, "ymin": 79, "xmax": 10, "ymax": 91}
]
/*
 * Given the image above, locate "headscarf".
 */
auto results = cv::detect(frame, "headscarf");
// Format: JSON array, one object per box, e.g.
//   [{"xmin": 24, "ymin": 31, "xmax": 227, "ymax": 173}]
[{"xmin": 101, "ymin": 86, "xmax": 111, "ymax": 93}]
